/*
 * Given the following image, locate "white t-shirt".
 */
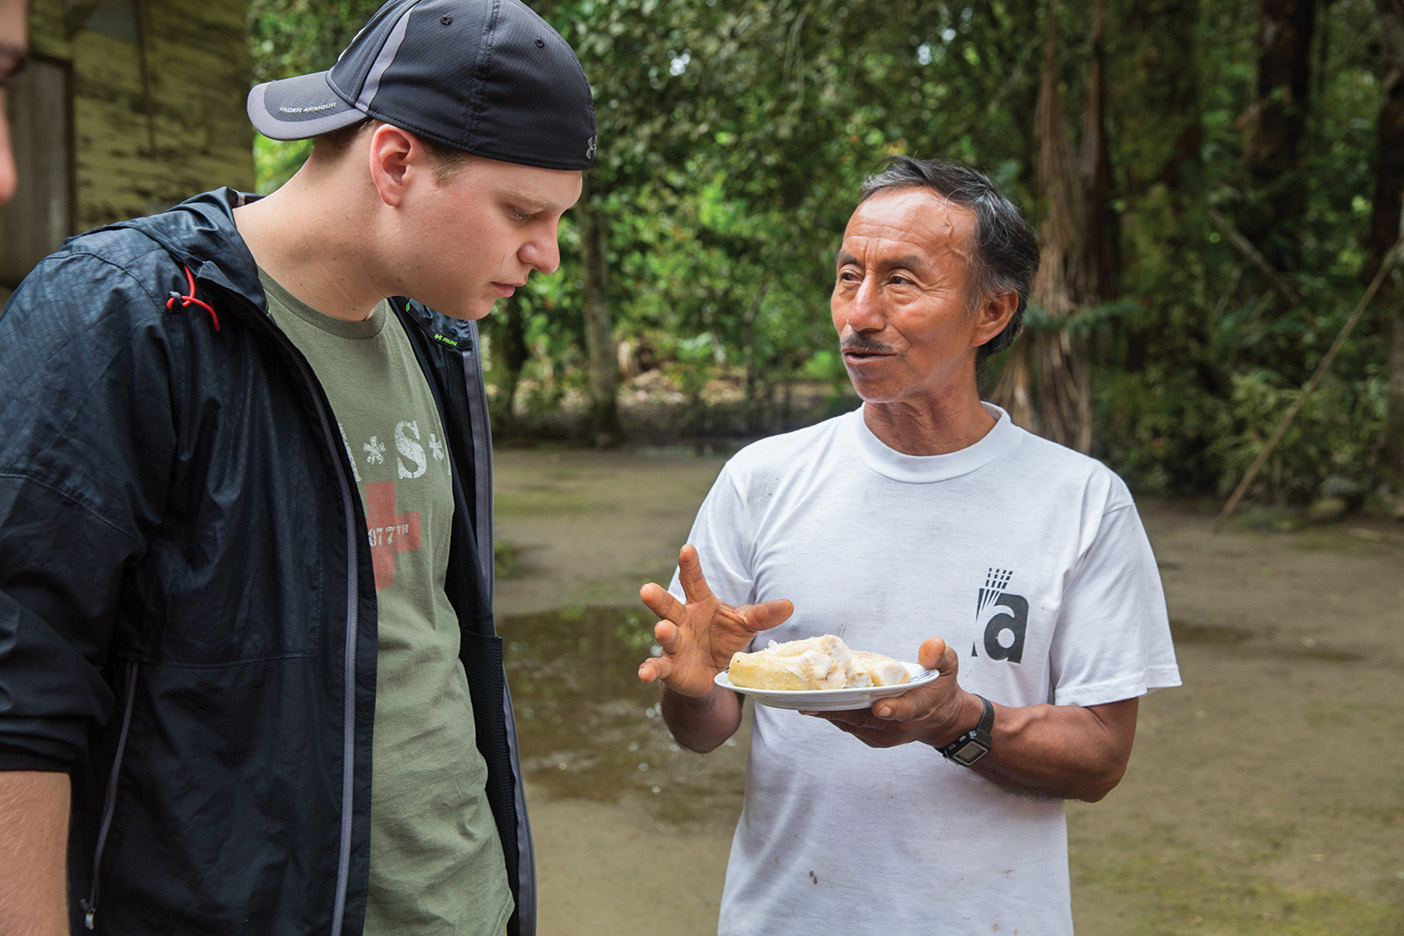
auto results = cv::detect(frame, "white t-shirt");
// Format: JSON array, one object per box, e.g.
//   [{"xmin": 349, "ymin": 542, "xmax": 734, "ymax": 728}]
[{"xmin": 672, "ymin": 404, "xmax": 1180, "ymax": 936}]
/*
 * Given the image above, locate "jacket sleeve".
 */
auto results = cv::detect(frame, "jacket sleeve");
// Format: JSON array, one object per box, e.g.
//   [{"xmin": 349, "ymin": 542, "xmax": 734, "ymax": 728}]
[{"xmin": 0, "ymin": 249, "xmax": 178, "ymax": 772}]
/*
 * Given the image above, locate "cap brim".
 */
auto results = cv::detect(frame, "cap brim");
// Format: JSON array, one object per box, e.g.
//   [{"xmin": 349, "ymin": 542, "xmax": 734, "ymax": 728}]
[{"xmin": 247, "ymin": 72, "xmax": 367, "ymax": 141}]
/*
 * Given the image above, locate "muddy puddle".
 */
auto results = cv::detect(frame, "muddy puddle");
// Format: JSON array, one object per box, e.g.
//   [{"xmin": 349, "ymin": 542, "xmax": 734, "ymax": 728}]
[{"xmin": 499, "ymin": 604, "xmax": 749, "ymax": 826}]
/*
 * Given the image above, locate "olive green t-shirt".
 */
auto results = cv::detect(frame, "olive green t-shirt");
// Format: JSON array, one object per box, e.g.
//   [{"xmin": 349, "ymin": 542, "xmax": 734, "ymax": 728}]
[{"xmin": 260, "ymin": 272, "xmax": 513, "ymax": 936}]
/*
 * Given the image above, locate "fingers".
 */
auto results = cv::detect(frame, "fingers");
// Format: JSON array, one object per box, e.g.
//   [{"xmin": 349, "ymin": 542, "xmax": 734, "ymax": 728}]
[
  {"xmin": 639, "ymin": 617, "xmax": 679, "ymax": 685},
  {"xmin": 638, "ymin": 655, "xmax": 672, "ymax": 684},
  {"xmin": 674, "ymin": 545, "xmax": 717, "ymax": 605},
  {"xmin": 872, "ymin": 695, "xmax": 916, "ymax": 722},
  {"xmin": 811, "ymin": 708, "xmax": 872, "ymax": 728},
  {"xmin": 918, "ymin": 636, "xmax": 952, "ymax": 672},
  {"xmin": 871, "ymin": 689, "xmax": 949, "ymax": 727},
  {"xmin": 807, "ymin": 710, "xmax": 903, "ymax": 749},
  {"xmin": 745, "ymin": 598, "xmax": 794, "ymax": 633},
  {"xmin": 873, "ymin": 637, "xmax": 955, "ymax": 723},
  {"xmin": 640, "ymin": 581, "xmax": 685, "ymax": 623},
  {"xmin": 652, "ymin": 618, "xmax": 679, "ymax": 650}
]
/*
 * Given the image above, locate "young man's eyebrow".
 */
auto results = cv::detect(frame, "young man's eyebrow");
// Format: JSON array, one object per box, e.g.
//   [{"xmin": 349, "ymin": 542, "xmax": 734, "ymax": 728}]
[{"xmin": 502, "ymin": 189, "xmax": 568, "ymax": 213}]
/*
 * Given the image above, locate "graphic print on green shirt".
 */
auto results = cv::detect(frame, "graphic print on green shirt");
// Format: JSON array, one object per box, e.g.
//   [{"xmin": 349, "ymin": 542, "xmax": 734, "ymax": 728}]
[{"xmin": 260, "ymin": 271, "xmax": 513, "ymax": 936}]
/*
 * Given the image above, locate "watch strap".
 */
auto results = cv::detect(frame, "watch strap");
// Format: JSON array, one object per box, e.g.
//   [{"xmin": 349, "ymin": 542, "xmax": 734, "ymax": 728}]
[{"xmin": 937, "ymin": 694, "xmax": 994, "ymax": 765}]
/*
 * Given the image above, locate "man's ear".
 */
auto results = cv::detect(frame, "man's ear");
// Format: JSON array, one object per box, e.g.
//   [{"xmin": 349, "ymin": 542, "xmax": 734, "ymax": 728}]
[
  {"xmin": 973, "ymin": 289, "xmax": 1018, "ymax": 347},
  {"xmin": 367, "ymin": 123, "xmax": 418, "ymax": 207}
]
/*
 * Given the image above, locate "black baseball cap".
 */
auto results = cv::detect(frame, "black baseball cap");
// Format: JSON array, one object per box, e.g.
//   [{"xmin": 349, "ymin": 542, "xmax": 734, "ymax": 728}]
[{"xmin": 247, "ymin": 0, "xmax": 596, "ymax": 171}]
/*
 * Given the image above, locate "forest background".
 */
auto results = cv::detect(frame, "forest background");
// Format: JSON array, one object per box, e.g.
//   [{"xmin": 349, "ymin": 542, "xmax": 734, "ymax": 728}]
[{"xmin": 252, "ymin": 0, "xmax": 1404, "ymax": 517}]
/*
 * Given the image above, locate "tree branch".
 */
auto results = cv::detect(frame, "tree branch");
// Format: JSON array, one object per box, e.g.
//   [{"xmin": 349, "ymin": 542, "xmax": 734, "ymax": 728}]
[{"xmin": 1207, "ymin": 205, "xmax": 1301, "ymax": 304}]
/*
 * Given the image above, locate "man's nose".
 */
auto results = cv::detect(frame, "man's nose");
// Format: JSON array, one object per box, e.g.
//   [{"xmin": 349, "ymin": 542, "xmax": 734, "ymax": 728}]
[
  {"xmin": 844, "ymin": 277, "xmax": 885, "ymax": 331},
  {"xmin": 519, "ymin": 223, "xmax": 561, "ymax": 276}
]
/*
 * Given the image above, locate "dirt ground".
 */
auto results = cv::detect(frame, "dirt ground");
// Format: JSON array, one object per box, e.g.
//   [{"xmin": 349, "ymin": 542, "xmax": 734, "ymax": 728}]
[{"xmin": 491, "ymin": 444, "xmax": 1404, "ymax": 936}]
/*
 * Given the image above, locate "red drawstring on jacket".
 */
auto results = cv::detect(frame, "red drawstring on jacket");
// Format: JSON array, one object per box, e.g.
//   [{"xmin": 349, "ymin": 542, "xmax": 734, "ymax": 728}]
[{"xmin": 165, "ymin": 264, "xmax": 220, "ymax": 331}]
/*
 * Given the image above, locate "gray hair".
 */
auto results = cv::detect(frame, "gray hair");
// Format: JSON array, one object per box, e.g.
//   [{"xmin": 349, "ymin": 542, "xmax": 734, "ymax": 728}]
[{"xmin": 858, "ymin": 155, "xmax": 1039, "ymax": 359}]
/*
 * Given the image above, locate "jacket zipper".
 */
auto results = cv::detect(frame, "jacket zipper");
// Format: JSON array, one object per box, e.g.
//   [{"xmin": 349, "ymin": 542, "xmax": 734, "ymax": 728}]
[
  {"xmin": 183, "ymin": 271, "xmax": 362, "ymax": 934},
  {"xmin": 261, "ymin": 321, "xmax": 362, "ymax": 936},
  {"xmin": 459, "ymin": 320, "xmax": 495, "ymax": 597},
  {"xmin": 213, "ymin": 283, "xmax": 362, "ymax": 935},
  {"xmin": 456, "ymin": 321, "xmax": 537, "ymax": 934},
  {"xmin": 79, "ymin": 659, "xmax": 139, "ymax": 931}
]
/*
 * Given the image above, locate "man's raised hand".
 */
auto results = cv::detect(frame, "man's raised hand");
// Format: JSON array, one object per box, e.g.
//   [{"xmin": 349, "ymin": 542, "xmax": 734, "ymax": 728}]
[{"xmin": 637, "ymin": 545, "xmax": 793, "ymax": 698}]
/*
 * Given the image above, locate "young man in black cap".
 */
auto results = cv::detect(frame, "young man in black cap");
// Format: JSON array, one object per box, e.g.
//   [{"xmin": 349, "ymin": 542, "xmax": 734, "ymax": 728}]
[{"xmin": 0, "ymin": 2, "xmax": 593, "ymax": 934}]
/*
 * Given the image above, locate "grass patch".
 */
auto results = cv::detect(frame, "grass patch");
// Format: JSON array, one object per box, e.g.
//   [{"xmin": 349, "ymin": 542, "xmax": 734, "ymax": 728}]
[
  {"xmin": 1073, "ymin": 841, "xmax": 1404, "ymax": 935},
  {"xmin": 495, "ymin": 485, "xmax": 590, "ymax": 518}
]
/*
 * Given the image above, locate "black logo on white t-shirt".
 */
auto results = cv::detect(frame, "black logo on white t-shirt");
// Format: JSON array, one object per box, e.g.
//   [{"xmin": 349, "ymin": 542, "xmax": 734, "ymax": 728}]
[{"xmin": 971, "ymin": 568, "xmax": 1027, "ymax": 663}]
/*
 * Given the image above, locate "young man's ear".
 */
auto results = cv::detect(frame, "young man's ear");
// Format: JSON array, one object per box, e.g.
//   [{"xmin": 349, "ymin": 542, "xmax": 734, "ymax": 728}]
[{"xmin": 367, "ymin": 123, "xmax": 418, "ymax": 207}]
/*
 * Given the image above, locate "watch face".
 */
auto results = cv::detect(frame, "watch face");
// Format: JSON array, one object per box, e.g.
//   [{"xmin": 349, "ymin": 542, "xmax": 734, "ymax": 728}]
[{"xmin": 949, "ymin": 738, "xmax": 990, "ymax": 766}]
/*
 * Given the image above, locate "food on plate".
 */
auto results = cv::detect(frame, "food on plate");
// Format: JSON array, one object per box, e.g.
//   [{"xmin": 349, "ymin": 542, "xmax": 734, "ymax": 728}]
[
  {"xmin": 726, "ymin": 635, "xmax": 913, "ymax": 691},
  {"xmin": 727, "ymin": 634, "xmax": 853, "ymax": 691},
  {"xmin": 848, "ymin": 650, "xmax": 914, "ymax": 688}
]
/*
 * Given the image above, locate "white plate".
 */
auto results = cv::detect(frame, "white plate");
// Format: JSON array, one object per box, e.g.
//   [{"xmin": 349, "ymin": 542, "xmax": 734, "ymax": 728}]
[{"xmin": 715, "ymin": 662, "xmax": 938, "ymax": 711}]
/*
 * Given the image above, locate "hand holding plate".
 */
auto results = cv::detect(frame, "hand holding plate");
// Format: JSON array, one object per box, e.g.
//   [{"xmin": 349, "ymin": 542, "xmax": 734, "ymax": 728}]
[{"xmin": 813, "ymin": 637, "xmax": 982, "ymax": 749}]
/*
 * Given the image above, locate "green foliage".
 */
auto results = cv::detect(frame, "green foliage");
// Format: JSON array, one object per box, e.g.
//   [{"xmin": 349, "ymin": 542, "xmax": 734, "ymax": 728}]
[
  {"xmin": 247, "ymin": 0, "xmax": 1400, "ymax": 503},
  {"xmin": 1095, "ymin": 367, "xmax": 1224, "ymax": 498},
  {"xmin": 1213, "ymin": 370, "xmax": 1387, "ymax": 505},
  {"xmin": 247, "ymin": 0, "xmax": 385, "ymax": 84},
  {"xmin": 1086, "ymin": 0, "xmax": 1395, "ymax": 504},
  {"xmin": 252, "ymin": 135, "xmax": 310, "ymax": 195}
]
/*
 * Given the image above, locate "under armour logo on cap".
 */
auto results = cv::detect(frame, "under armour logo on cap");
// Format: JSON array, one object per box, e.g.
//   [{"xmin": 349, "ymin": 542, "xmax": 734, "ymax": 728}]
[{"xmin": 586, "ymin": 135, "xmax": 597, "ymax": 161}]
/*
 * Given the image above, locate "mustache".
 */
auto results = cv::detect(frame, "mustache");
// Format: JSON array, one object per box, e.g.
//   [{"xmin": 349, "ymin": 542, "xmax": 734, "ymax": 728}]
[{"xmin": 841, "ymin": 336, "xmax": 896, "ymax": 355}]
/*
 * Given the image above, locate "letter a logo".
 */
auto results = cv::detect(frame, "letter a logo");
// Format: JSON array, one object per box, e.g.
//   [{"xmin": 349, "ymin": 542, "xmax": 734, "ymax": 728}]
[{"xmin": 970, "ymin": 568, "xmax": 1027, "ymax": 664}]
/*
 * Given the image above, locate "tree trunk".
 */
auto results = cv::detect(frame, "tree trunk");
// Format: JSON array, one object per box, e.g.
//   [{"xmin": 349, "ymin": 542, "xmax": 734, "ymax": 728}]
[
  {"xmin": 1116, "ymin": 0, "xmax": 1202, "ymax": 209},
  {"xmin": 740, "ymin": 271, "xmax": 773, "ymax": 433},
  {"xmin": 1078, "ymin": 0, "xmax": 1119, "ymax": 304},
  {"xmin": 1238, "ymin": 0, "xmax": 1316, "ymax": 272},
  {"xmin": 993, "ymin": 0, "xmax": 1112, "ymax": 454},
  {"xmin": 1372, "ymin": 0, "xmax": 1404, "ymax": 493},
  {"xmin": 577, "ymin": 180, "xmax": 623, "ymax": 447},
  {"xmin": 1110, "ymin": 0, "xmax": 1203, "ymax": 376}
]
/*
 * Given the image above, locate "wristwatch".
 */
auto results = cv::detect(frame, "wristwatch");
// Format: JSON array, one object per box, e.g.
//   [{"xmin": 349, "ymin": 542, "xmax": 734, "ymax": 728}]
[{"xmin": 937, "ymin": 694, "xmax": 994, "ymax": 766}]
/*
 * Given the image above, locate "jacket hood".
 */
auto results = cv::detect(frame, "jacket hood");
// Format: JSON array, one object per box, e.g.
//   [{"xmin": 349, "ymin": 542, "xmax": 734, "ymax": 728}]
[
  {"xmin": 96, "ymin": 188, "xmax": 480, "ymax": 344},
  {"xmin": 91, "ymin": 188, "xmax": 267, "ymax": 302}
]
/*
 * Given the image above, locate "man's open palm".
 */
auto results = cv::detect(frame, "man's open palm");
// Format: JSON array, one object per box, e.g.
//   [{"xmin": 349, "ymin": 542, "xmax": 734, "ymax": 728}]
[{"xmin": 637, "ymin": 545, "xmax": 793, "ymax": 697}]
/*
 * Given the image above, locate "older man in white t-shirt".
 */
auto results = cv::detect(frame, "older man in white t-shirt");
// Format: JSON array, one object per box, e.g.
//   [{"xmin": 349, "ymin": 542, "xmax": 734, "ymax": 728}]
[{"xmin": 637, "ymin": 155, "xmax": 1180, "ymax": 936}]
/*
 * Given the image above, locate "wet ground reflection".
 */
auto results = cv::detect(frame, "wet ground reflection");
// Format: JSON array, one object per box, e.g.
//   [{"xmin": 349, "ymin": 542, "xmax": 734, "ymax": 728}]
[{"xmin": 500, "ymin": 605, "xmax": 749, "ymax": 826}]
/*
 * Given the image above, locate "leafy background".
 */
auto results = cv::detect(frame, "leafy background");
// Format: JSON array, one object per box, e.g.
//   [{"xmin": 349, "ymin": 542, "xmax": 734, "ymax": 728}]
[{"xmin": 249, "ymin": 0, "xmax": 1404, "ymax": 511}]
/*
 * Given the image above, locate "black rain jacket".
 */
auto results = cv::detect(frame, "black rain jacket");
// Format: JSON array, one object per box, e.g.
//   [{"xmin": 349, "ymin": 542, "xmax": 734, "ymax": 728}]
[{"xmin": 0, "ymin": 189, "xmax": 535, "ymax": 935}]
